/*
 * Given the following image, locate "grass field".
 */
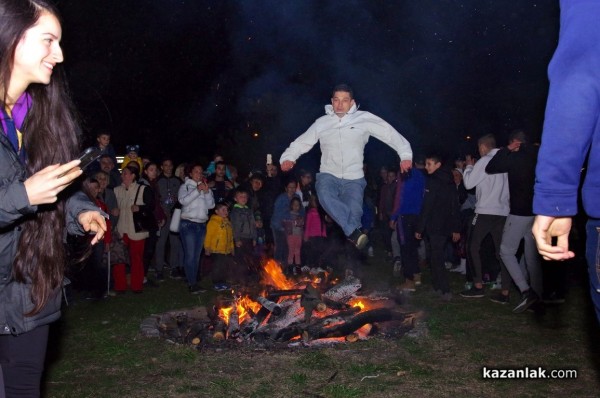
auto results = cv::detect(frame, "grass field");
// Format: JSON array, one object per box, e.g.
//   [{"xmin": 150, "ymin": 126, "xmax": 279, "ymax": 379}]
[{"xmin": 42, "ymin": 248, "xmax": 600, "ymax": 398}]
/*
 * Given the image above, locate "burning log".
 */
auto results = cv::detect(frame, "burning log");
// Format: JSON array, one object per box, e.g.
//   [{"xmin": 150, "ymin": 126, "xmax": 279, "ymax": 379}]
[
  {"xmin": 345, "ymin": 333, "xmax": 359, "ymax": 343},
  {"xmin": 264, "ymin": 288, "xmax": 305, "ymax": 298},
  {"xmin": 322, "ymin": 297, "xmax": 351, "ymax": 311},
  {"xmin": 241, "ymin": 306, "xmax": 271, "ymax": 335},
  {"xmin": 300, "ymin": 284, "xmax": 323, "ymax": 322},
  {"xmin": 256, "ymin": 296, "xmax": 282, "ymax": 316},
  {"xmin": 306, "ymin": 308, "xmax": 405, "ymax": 340},
  {"xmin": 227, "ymin": 308, "xmax": 240, "ymax": 338},
  {"xmin": 322, "ymin": 275, "xmax": 362, "ymax": 302},
  {"xmin": 274, "ymin": 307, "xmax": 361, "ymax": 342}
]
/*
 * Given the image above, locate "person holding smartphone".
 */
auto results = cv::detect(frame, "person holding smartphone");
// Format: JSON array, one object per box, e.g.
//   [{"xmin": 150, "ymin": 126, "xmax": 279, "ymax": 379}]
[
  {"xmin": 0, "ymin": 1, "xmax": 106, "ymax": 396},
  {"xmin": 178, "ymin": 162, "xmax": 215, "ymax": 294}
]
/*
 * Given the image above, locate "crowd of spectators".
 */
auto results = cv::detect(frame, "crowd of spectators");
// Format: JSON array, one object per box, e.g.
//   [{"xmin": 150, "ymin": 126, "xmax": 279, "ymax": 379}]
[{"xmin": 69, "ymin": 129, "xmax": 569, "ymax": 317}]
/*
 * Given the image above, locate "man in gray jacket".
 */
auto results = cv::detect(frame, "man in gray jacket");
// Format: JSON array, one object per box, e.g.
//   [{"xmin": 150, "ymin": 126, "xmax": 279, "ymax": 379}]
[
  {"xmin": 460, "ymin": 134, "xmax": 510, "ymax": 299},
  {"xmin": 280, "ymin": 84, "xmax": 413, "ymax": 250}
]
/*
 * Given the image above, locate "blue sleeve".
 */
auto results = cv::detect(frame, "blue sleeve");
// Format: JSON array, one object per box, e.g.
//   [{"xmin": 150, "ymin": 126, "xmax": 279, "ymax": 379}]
[{"xmin": 533, "ymin": 0, "xmax": 600, "ymax": 217}]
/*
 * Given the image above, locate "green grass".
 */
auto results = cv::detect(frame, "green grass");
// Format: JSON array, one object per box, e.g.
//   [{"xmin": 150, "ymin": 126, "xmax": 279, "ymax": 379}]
[{"xmin": 42, "ymin": 245, "xmax": 600, "ymax": 398}]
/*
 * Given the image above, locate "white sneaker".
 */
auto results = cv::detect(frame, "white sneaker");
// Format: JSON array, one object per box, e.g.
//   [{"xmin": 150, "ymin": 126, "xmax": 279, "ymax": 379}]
[
  {"xmin": 450, "ymin": 264, "xmax": 466, "ymax": 274},
  {"xmin": 367, "ymin": 247, "xmax": 374, "ymax": 257}
]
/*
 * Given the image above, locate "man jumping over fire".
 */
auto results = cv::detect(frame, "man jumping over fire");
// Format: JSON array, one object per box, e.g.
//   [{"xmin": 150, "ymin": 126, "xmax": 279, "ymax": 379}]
[{"xmin": 280, "ymin": 84, "xmax": 413, "ymax": 250}]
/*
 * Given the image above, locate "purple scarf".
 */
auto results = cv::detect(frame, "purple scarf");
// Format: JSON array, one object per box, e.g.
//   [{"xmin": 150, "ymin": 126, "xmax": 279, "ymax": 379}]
[{"xmin": 0, "ymin": 93, "xmax": 32, "ymax": 163}]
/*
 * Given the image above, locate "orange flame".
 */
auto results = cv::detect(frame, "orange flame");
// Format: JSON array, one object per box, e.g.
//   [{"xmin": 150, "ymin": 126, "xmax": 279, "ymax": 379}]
[
  {"xmin": 261, "ymin": 259, "xmax": 295, "ymax": 290},
  {"xmin": 218, "ymin": 296, "xmax": 262, "ymax": 325},
  {"xmin": 349, "ymin": 299, "xmax": 365, "ymax": 311}
]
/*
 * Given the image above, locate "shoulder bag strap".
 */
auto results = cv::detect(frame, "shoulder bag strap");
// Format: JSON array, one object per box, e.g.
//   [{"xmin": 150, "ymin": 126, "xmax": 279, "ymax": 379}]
[{"xmin": 134, "ymin": 184, "xmax": 142, "ymax": 205}]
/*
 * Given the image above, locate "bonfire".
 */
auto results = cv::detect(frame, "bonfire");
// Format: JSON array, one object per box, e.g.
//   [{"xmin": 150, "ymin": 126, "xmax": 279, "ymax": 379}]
[{"xmin": 142, "ymin": 259, "xmax": 416, "ymax": 348}]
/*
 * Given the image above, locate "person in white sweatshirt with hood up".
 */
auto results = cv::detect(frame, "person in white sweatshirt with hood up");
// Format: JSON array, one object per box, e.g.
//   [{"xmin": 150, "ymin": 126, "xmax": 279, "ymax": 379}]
[{"xmin": 280, "ymin": 84, "xmax": 413, "ymax": 250}]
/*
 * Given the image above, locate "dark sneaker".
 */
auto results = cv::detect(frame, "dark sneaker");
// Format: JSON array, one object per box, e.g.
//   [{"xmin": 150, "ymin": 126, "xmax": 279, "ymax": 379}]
[
  {"xmin": 189, "ymin": 284, "xmax": 206, "ymax": 294},
  {"xmin": 170, "ymin": 268, "xmax": 184, "ymax": 280},
  {"xmin": 490, "ymin": 293, "xmax": 510, "ymax": 304},
  {"xmin": 513, "ymin": 289, "xmax": 540, "ymax": 313},
  {"xmin": 460, "ymin": 286, "xmax": 485, "ymax": 298},
  {"xmin": 543, "ymin": 291, "xmax": 565, "ymax": 305},
  {"xmin": 348, "ymin": 229, "xmax": 368, "ymax": 250},
  {"xmin": 155, "ymin": 272, "xmax": 165, "ymax": 281}
]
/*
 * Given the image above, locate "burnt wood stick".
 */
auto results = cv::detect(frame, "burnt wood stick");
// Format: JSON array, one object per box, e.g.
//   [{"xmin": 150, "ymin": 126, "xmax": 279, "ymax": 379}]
[
  {"xmin": 227, "ymin": 310, "xmax": 240, "ymax": 338},
  {"xmin": 256, "ymin": 296, "xmax": 282, "ymax": 315},
  {"xmin": 265, "ymin": 289, "xmax": 305, "ymax": 298},
  {"xmin": 274, "ymin": 307, "xmax": 362, "ymax": 342},
  {"xmin": 206, "ymin": 306, "xmax": 220, "ymax": 323},
  {"xmin": 184, "ymin": 321, "xmax": 207, "ymax": 344},
  {"xmin": 212, "ymin": 320, "xmax": 227, "ymax": 341},
  {"xmin": 322, "ymin": 297, "xmax": 352, "ymax": 310},
  {"xmin": 274, "ymin": 324, "xmax": 303, "ymax": 342},
  {"xmin": 307, "ymin": 308, "xmax": 406, "ymax": 340}
]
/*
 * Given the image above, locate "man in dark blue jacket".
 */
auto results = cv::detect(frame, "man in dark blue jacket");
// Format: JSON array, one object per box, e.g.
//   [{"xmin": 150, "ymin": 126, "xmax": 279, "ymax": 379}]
[{"xmin": 390, "ymin": 163, "xmax": 426, "ymax": 291}]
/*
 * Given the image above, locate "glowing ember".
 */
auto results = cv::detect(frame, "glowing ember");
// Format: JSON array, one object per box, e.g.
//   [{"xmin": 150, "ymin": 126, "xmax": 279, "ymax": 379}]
[
  {"xmin": 349, "ymin": 299, "xmax": 365, "ymax": 311},
  {"xmin": 261, "ymin": 259, "xmax": 295, "ymax": 290}
]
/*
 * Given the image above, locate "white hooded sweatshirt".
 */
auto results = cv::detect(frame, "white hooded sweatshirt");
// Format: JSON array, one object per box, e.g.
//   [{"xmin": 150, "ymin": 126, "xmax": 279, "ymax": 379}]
[{"xmin": 280, "ymin": 103, "xmax": 412, "ymax": 180}]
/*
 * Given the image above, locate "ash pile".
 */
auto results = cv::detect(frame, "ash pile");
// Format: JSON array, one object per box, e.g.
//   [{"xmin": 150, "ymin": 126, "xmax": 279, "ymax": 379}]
[{"xmin": 141, "ymin": 260, "xmax": 419, "ymax": 349}]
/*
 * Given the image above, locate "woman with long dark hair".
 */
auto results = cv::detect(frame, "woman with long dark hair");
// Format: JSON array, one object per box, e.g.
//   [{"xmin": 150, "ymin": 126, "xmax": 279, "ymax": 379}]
[{"xmin": 0, "ymin": 1, "xmax": 106, "ymax": 395}]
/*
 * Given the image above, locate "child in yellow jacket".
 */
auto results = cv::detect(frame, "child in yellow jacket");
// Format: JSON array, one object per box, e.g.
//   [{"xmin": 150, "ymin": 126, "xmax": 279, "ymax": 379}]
[{"xmin": 204, "ymin": 202, "xmax": 235, "ymax": 290}]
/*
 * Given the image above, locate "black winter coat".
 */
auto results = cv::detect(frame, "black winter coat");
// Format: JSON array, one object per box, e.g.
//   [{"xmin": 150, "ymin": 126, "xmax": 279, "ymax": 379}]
[
  {"xmin": 485, "ymin": 144, "xmax": 538, "ymax": 216},
  {"xmin": 417, "ymin": 168, "xmax": 461, "ymax": 237}
]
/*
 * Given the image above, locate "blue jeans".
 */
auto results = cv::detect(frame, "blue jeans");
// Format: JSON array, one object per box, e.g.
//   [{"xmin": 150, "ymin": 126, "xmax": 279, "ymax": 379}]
[
  {"xmin": 179, "ymin": 219, "xmax": 206, "ymax": 287},
  {"xmin": 315, "ymin": 173, "xmax": 366, "ymax": 237},
  {"xmin": 586, "ymin": 218, "xmax": 600, "ymax": 322}
]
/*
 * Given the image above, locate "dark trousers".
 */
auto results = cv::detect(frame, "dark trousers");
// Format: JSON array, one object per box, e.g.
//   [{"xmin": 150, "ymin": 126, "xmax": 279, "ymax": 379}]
[
  {"xmin": 468, "ymin": 213, "xmax": 507, "ymax": 287},
  {"xmin": 426, "ymin": 234, "xmax": 450, "ymax": 293},
  {"xmin": 79, "ymin": 240, "xmax": 107, "ymax": 297},
  {"xmin": 304, "ymin": 237, "xmax": 326, "ymax": 267},
  {"xmin": 143, "ymin": 230, "xmax": 158, "ymax": 276},
  {"xmin": 235, "ymin": 238, "xmax": 256, "ymax": 275},
  {"xmin": 0, "ymin": 324, "xmax": 49, "ymax": 398},
  {"xmin": 381, "ymin": 215, "xmax": 393, "ymax": 253},
  {"xmin": 211, "ymin": 253, "xmax": 235, "ymax": 285},
  {"xmin": 272, "ymin": 229, "xmax": 288, "ymax": 265},
  {"xmin": 400, "ymin": 214, "xmax": 420, "ymax": 280}
]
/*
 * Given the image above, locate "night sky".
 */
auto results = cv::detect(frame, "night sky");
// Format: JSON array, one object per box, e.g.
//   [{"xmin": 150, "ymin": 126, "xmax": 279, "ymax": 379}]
[{"xmin": 56, "ymin": 0, "xmax": 560, "ymax": 175}]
